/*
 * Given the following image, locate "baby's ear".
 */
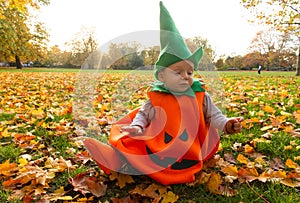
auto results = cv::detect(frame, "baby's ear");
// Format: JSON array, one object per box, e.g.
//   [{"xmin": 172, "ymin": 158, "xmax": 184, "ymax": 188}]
[{"xmin": 157, "ymin": 70, "xmax": 165, "ymax": 82}]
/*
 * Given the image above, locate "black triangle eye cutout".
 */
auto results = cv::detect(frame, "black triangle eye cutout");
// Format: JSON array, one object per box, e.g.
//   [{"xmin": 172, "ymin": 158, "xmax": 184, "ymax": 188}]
[
  {"xmin": 179, "ymin": 129, "xmax": 188, "ymax": 141},
  {"xmin": 164, "ymin": 132, "xmax": 173, "ymax": 144}
]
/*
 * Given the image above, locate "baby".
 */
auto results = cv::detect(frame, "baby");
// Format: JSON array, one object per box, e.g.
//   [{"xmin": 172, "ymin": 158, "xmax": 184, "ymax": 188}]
[{"xmin": 84, "ymin": 1, "xmax": 243, "ymax": 186}]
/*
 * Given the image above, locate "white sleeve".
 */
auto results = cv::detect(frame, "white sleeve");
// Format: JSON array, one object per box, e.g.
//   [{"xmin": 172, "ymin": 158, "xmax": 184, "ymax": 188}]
[
  {"xmin": 131, "ymin": 99, "xmax": 154, "ymax": 129},
  {"xmin": 203, "ymin": 92, "xmax": 229, "ymax": 131}
]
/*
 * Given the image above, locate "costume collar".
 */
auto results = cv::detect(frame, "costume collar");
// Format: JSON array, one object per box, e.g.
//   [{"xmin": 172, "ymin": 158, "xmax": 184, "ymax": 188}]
[{"xmin": 150, "ymin": 79, "xmax": 205, "ymax": 97}]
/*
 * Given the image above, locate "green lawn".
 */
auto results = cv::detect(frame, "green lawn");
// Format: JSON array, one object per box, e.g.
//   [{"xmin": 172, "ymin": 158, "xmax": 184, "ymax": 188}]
[{"xmin": 0, "ymin": 69, "xmax": 299, "ymax": 202}]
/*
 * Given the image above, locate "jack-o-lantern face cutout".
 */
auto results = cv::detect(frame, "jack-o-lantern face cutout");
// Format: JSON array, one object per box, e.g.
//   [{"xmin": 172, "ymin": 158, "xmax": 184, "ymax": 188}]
[{"xmin": 146, "ymin": 129, "xmax": 199, "ymax": 170}]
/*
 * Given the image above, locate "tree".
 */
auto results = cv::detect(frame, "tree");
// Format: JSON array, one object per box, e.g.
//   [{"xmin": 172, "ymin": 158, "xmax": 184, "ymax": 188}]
[
  {"xmin": 0, "ymin": 0, "xmax": 49, "ymax": 68},
  {"xmin": 107, "ymin": 42, "xmax": 143, "ymax": 70},
  {"xmin": 250, "ymin": 29, "xmax": 298, "ymax": 70},
  {"xmin": 241, "ymin": 0, "xmax": 300, "ymax": 76},
  {"xmin": 215, "ymin": 58, "xmax": 225, "ymax": 70},
  {"xmin": 141, "ymin": 46, "xmax": 160, "ymax": 69},
  {"xmin": 66, "ymin": 26, "xmax": 98, "ymax": 67},
  {"xmin": 242, "ymin": 52, "xmax": 266, "ymax": 69},
  {"xmin": 186, "ymin": 36, "xmax": 216, "ymax": 70}
]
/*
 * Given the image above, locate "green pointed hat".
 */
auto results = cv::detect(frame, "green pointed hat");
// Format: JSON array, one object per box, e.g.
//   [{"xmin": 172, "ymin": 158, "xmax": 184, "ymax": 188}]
[{"xmin": 154, "ymin": 1, "xmax": 203, "ymax": 80}]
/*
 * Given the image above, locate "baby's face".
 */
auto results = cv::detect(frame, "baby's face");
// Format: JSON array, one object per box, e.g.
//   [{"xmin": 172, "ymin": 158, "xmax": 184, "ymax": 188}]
[{"xmin": 158, "ymin": 60, "xmax": 194, "ymax": 93}]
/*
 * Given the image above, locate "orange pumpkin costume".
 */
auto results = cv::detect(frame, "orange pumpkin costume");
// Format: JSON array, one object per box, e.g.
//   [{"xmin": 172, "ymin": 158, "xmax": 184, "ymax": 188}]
[{"xmin": 84, "ymin": 89, "xmax": 220, "ymax": 185}]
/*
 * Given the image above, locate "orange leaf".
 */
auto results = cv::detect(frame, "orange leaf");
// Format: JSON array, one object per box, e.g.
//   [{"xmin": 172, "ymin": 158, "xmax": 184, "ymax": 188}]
[
  {"xmin": 0, "ymin": 160, "xmax": 18, "ymax": 176},
  {"xmin": 238, "ymin": 167, "xmax": 259, "ymax": 181},
  {"xmin": 285, "ymin": 159, "xmax": 299, "ymax": 169},
  {"xmin": 244, "ymin": 144, "xmax": 255, "ymax": 153},
  {"xmin": 2, "ymin": 178, "xmax": 17, "ymax": 187},
  {"xmin": 262, "ymin": 105, "xmax": 276, "ymax": 114}
]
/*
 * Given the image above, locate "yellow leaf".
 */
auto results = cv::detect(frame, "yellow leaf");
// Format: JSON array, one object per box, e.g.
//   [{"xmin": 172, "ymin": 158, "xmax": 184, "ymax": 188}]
[
  {"xmin": 31, "ymin": 108, "xmax": 45, "ymax": 119},
  {"xmin": 58, "ymin": 196, "xmax": 73, "ymax": 200},
  {"xmin": 270, "ymin": 170, "xmax": 287, "ymax": 179},
  {"xmin": 237, "ymin": 154, "xmax": 250, "ymax": 165},
  {"xmin": 109, "ymin": 171, "xmax": 134, "ymax": 189},
  {"xmin": 161, "ymin": 191, "xmax": 179, "ymax": 203},
  {"xmin": 221, "ymin": 165, "xmax": 238, "ymax": 176},
  {"xmin": 280, "ymin": 111, "xmax": 292, "ymax": 117},
  {"xmin": 252, "ymin": 97, "xmax": 259, "ymax": 104},
  {"xmin": 260, "ymin": 125, "xmax": 273, "ymax": 131},
  {"xmin": 284, "ymin": 145, "xmax": 293, "ymax": 150},
  {"xmin": 18, "ymin": 158, "xmax": 28, "ymax": 167},
  {"xmin": 0, "ymin": 129, "xmax": 10, "ymax": 138},
  {"xmin": 206, "ymin": 172, "xmax": 222, "ymax": 194}
]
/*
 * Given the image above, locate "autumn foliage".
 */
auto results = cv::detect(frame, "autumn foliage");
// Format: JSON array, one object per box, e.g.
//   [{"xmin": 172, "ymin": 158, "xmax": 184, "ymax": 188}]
[{"xmin": 0, "ymin": 71, "xmax": 299, "ymax": 202}]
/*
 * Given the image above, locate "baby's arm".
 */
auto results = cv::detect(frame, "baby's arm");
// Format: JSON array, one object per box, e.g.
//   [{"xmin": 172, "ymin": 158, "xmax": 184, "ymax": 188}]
[
  {"xmin": 203, "ymin": 92, "xmax": 243, "ymax": 134},
  {"xmin": 121, "ymin": 100, "xmax": 154, "ymax": 135}
]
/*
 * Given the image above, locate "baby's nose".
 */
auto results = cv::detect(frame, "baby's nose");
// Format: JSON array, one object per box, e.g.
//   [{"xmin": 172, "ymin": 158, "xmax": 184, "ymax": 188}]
[{"xmin": 181, "ymin": 72, "xmax": 189, "ymax": 79}]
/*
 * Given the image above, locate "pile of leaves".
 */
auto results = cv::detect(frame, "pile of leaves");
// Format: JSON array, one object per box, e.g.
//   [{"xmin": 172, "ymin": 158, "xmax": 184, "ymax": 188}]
[{"xmin": 0, "ymin": 71, "xmax": 299, "ymax": 202}]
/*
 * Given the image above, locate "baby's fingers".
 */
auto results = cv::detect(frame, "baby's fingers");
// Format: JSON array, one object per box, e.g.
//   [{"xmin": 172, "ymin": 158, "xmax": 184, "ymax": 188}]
[{"xmin": 233, "ymin": 121, "xmax": 242, "ymax": 132}]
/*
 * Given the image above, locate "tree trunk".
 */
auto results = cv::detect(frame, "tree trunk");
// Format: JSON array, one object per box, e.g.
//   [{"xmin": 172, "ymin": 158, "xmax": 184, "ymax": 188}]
[
  {"xmin": 15, "ymin": 55, "xmax": 22, "ymax": 69},
  {"xmin": 296, "ymin": 44, "xmax": 300, "ymax": 76}
]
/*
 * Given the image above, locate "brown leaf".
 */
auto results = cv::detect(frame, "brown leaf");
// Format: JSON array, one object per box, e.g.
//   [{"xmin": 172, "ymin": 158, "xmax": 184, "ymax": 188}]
[
  {"xmin": 280, "ymin": 179, "xmax": 300, "ymax": 187},
  {"xmin": 291, "ymin": 128, "xmax": 300, "ymax": 137},
  {"xmin": 130, "ymin": 183, "xmax": 169, "ymax": 201},
  {"xmin": 270, "ymin": 157, "xmax": 285, "ymax": 170},
  {"xmin": 111, "ymin": 196, "xmax": 136, "ymax": 203},
  {"xmin": 219, "ymin": 185, "xmax": 238, "ymax": 197},
  {"xmin": 69, "ymin": 173, "xmax": 107, "ymax": 197},
  {"xmin": 224, "ymin": 153, "xmax": 236, "ymax": 164},
  {"xmin": 188, "ymin": 171, "xmax": 211, "ymax": 186}
]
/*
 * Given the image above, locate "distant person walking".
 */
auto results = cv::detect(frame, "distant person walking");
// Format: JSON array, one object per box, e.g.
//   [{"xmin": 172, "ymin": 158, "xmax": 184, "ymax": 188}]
[{"xmin": 258, "ymin": 65, "xmax": 262, "ymax": 75}]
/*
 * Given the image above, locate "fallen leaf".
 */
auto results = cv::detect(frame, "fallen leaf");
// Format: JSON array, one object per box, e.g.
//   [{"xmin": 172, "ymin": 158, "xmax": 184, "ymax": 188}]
[
  {"xmin": 0, "ymin": 160, "xmax": 18, "ymax": 176},
  {"xmin": 206, "ymin": 172, "xmax": 222, "ymax": 194},
  {"xmin": 237, "ymin": 154, "xmax": 250, "ymax": 165},
  {"xmin": 161, "ymin": 191, "xmax": 179, "ymax": 203},
  {"xmin": 221, "ymin": 165, "xmax": 238, "ymax": 176},
  {"xmin": 285, "ymin": 159, "xmax": 299, "ymax": 169},
  {"xmin": 280, "ymin": 179, "xmax": 300, "ymax": 187},
  {"xmin": 109, "ymin": 171, "xmax": 134, "ymax": 189},
  {"xmin": 69, "ymin": 173, "xmax": 107, "ymax": 197}
]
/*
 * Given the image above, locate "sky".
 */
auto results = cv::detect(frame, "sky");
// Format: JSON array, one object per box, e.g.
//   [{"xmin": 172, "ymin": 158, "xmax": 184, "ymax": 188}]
[{"xmin": 39, "ymin": 0, "xmax": 264, "ymax": 57}]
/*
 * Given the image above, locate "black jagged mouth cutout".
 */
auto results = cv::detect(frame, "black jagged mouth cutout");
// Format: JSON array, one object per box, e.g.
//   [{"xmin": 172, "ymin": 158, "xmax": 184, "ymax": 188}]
[{"xmin": 146, "ymin": 146, "xmax": 199, "ymax": 170}]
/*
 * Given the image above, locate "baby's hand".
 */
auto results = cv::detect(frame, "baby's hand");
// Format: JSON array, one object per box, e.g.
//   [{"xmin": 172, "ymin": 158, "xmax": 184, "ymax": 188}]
[
  {"xmin": 224, "ymin": 117, "xmax": 244, "ymax": 134},
  {"xmin": 121, "ymin": 125, "xmax": 144, "ymax": 135}
]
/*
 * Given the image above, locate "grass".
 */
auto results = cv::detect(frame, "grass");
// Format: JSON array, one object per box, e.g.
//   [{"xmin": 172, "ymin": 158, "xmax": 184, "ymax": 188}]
[{"xmin": 0, "ymin": 68, "xmax": 299, "ymax": 202}]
